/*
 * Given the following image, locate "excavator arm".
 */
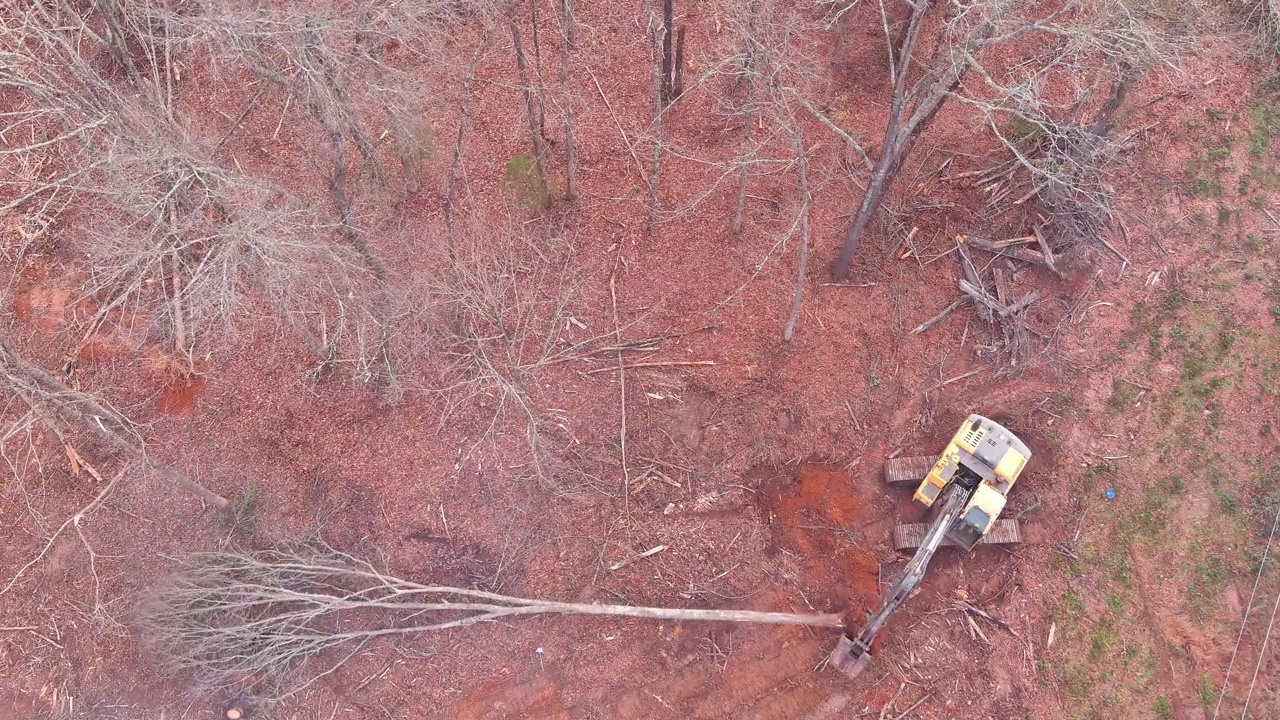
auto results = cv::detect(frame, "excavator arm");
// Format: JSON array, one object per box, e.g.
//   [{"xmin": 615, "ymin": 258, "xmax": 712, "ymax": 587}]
[{"xmin": 827, "ymin": 485, "xmax": 967, "ymax": 679}]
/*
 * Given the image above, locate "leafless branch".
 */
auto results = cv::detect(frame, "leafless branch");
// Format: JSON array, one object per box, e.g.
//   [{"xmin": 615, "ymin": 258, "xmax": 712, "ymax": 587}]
[{"xmin": 0, "ymin": 341, "xmax": 227, "ymax": 508}]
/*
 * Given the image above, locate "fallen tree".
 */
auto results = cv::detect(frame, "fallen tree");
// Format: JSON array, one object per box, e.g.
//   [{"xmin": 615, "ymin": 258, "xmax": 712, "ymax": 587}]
[{"xmin": 140, "ymin": 540, "xmax": 844, "ymax": 699}]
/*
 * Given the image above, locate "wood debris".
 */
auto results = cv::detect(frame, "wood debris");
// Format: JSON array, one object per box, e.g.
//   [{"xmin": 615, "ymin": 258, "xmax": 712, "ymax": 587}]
[
  {"xmin": 956, "ymin": 600, "xmax": 1019, "ymax": 637},
  {"xmin": 964, "ymin": 235, "xmax": 1063, "ymax": 278},
  {"xmin": 911, "ymin": 296, "xmax": 969, "ymax": 335},
  {"xmin": 915, "ymin": 231, "xmax": 1053, "ymax": 366},
  {"xmin": 609, "ymin": 544, "xmax": 668, "ymax": 571},
  {"xmin": 584, "ymin": 360, "xmax": 715, "ymax": 375}
]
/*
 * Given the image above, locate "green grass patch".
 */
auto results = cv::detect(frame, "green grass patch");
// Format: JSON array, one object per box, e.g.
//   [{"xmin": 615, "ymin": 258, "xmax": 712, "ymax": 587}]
[
  {"xmin": 1249, "ymin": 101, "xmax": 1279, "ymax": 158},
  {"xmin": 221, "ymin": 483, "xmax": 262, "ymax": 540},
  {"xmin": 1082, "ymin": 461, "xmax": 1113, "ymax": 494},
  {"xmin": 1188, "ymin": 177, "xmax": 1223, "ymax": 198},
  {"xmin": 1187, "ymin": 542, "xmax": 1229, "ymax": 619},
  {"xmin": 1090, "ymin": 618, "xmax": 1119, "ymax": 657},
  {"xmin": 502, "ymin": 153, "xmax": 554, "ymax": 211},
  {"xmin": 1010, "ymin": 114, "xmax": 1044, "ymax": 145},
  {"xmin": 1106, "ymin": 378, "xmax": 1139, "ymax": 414},
  {"xmin": 1198, "ymin": 674, "xmax": 1217, "ymax": 705},
  {"xmin": 1214, "ymin": 487, "xmax": 1240, "ymax": 516},
  {"xmin": 1136, "ymin": 485, "xmax": 1171, "ymax": 535},
  {"xmin": 1173, "ymin": 320, "xmax": 1239, "ymax": 405},
  {"xmin": 1267, "ymin": 283, "xmax": 1280, "ymax": 324}
]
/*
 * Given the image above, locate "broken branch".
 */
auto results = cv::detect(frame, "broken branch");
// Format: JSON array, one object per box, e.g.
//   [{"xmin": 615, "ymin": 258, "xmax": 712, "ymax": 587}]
[
  {"xmin": 583, "ymin": 360, "xmax": 716, "ymax": 375},
  {"xmin": 965, "ymin": 237, "xmax": 1063, "ymax": 278},
  {"xmin": 911, "ymin": 297, "xmax": 969, "ymax": 335}
]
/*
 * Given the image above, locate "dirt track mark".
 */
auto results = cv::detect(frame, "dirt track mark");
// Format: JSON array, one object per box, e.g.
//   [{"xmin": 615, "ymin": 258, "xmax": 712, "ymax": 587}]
[{"xmin": 1130, "ymin": 544, "xmax": 1188, "ymax": 720}]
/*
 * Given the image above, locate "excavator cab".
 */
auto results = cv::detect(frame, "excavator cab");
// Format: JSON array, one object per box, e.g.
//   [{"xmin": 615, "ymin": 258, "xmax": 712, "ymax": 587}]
[
  {"xmin": 828, "ymin": 414, "xmax": 1031, "ymax": 679},
  {"xmin": 916, "ymin": 415, "xmax": 1029, "ymax": 550},
  {"xmin": 914, "ymin": 416, "xmax": 1029, "ymax": 504}
]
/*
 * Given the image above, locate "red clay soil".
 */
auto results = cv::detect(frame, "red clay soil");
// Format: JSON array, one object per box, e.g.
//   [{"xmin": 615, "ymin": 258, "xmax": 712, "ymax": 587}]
[
  {"xmin": 759, "ymin": 464, "xmax": 883, "ymax": 620},
  {"xmin": 3, "ymin": 3, "xmax": 1280, "ymax": 720}
]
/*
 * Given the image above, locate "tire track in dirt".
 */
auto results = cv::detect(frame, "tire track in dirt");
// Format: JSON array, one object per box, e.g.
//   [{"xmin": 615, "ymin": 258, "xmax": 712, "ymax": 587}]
[{"xmin": 1130, "ymin": 544, "xmax": 1189, "ymax": 720}]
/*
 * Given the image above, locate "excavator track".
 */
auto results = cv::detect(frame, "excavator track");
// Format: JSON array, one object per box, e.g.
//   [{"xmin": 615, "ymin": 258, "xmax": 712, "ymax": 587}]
[
  {"xmin": 892, "ymin": 518, "xmax": 1022, "ymax": 550},
  {"xmin": 884, "ymin": 455, "xmax": 938, "ymax": 486}
]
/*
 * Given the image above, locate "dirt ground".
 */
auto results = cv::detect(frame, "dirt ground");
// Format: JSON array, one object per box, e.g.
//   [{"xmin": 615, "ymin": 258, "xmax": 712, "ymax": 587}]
[{"xmin": 2, "ymin": 2, "xmax": 1280, "ymax": 720}]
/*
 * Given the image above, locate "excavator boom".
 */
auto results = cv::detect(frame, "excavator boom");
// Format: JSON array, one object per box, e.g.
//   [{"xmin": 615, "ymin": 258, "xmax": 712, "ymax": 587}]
[{"xmin": 827, "ymin": 486, "xmax": 966, "ymax": 678}]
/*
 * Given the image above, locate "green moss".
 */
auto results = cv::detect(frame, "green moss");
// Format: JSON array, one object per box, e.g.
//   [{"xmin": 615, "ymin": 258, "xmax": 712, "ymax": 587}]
[
  {"xmin": 1090, "ymin": 618, "xmax": 1117, "ymax": 657},
  {"xmin": 1137, "ymin": 485, "xmax": 1170, "ymax": 535},
  {"xmin": 1249, "ymin": 102, "xmax": 1279, "ymax": 157},
  {"xmin": 1198, "ymin": 674, "xmax": 1217, "ymax": 705},
  {"xmin": 221, "ymin": 483, "xmax": 261, "ymax": 539},
  {"xmin": 1082, "ymin": 462, "xmax": 1113, "ymax": 494},
  {"xmin": 1189, "ymin": 178, "xmax": 1223, "ymax": 198}
]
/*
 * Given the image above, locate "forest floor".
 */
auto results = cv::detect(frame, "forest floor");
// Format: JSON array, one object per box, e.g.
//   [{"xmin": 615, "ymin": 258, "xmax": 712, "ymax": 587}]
[{"xmin": 2, "ymin": 3, "xmax": 1279, "ymax": 720}]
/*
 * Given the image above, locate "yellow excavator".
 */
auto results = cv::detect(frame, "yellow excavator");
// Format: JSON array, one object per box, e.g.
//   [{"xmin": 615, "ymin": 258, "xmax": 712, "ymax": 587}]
[{"xmin": 828, "ymin": 414, "xmax": 1031, "ymax": 679}]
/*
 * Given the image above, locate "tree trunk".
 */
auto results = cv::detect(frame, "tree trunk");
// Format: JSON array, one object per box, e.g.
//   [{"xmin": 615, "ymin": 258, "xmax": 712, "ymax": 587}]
[
  {"xmin": 509, "ymin": 14, "xmax": 549, "ymax": 180},
  {"xmin": 557, "ymin": 0, "xmax": 579, "ymax": 200},
  {"xmin": 527, "ymin": 0, "xmax": 549, "ymax": 142},
  {"xmin": 731, "ymin": 0, "xmax": 763, "ymax": 235},
  {"xmin": 833, "ymin": 0, "xmax": 976, "ymax": 280},
  {"xmin": 660, "ymin": 0, "xmax": 674, "ymax": 105},
  {"xmin": 647, "ymin": 13, "xmax": 664, "ymax": 232},
  {"xmin": 444, "ymin": 28, "xmax": 491, "ymax": 252},
  {"xmin": 672, "ymin": 27, "xmax": 686, "ymax": 101}
]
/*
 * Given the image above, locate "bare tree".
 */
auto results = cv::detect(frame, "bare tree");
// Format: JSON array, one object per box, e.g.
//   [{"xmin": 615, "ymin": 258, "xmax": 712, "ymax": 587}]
[
  {"xmin": 424, "ymin": 215, "xmax": 581, "ymax": 489},
  {"xmin": 0, "ymin": 2, "xmax": 455, "ymax": 383},
  {"xmin": 0, "ymin": 342, "xmax": 227, "ymax": 508},
  {"xmin": 647, "ymin": 10, "xmax": 666, "ymax": 231},
  {"xmin": 730, "ymin": 0, "xmax": 764, "ymax": 235},
  {"xmin": 444, "ymin": 26, "xmax": 498, "ymax": 244},
  {"xmin": 832, "ymin": 0, "xmax": 1002, "ymax": 279},
  {"xmin": 509, "ymin": 8, "xmax": 550, "ymax": 185},
  {"xmin": 831, "ymin": 0, "xmax": 1178, "ymax": 278},
  {"xmin": 779, "ymin": 122, "xmax": 812, "ymax": 342},
  {"xmin": 1244, "ymin": 0, "xmax": 1280, "ymax": 47},
  {"xmin": 659, "ymin": 0, "xmax": 687, "ymax": 106},
  {"xmin": 953, "ymin": 1, "xmax": 1179, "ymax": 252}
]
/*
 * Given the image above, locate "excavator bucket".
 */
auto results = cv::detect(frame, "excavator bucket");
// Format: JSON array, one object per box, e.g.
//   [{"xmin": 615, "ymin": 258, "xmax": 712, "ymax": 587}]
[{"xmin": 827, "ymin": 634, "xmax": 872, "ymax": 679}]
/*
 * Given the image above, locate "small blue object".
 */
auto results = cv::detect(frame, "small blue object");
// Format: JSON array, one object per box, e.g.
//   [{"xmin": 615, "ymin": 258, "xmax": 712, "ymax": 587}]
[{"xmin": 1105, "ymin": 488, "xmax": 1116, "ymax": 500}]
